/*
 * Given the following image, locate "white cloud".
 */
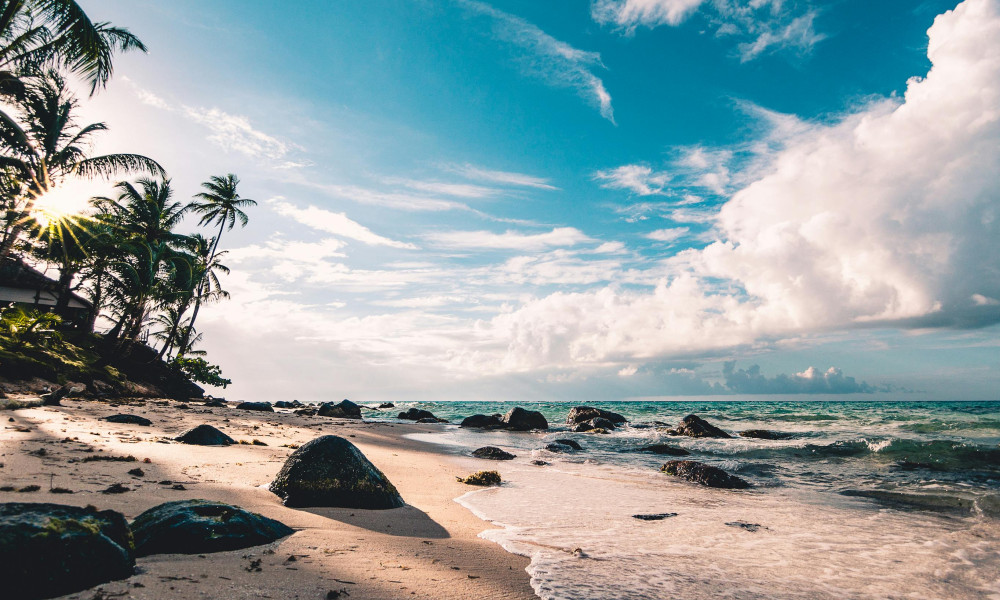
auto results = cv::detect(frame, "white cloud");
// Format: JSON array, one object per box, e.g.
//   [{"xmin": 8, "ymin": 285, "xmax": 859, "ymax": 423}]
[
  {"xmin": 646, "ymin": 227, "xmax": 689, "ymax": 243},
  {"xmin": 267, "ymin": 198, "xmax": 417, "ymax": 249},
  {"xmin": 592, "ymin": 0, "xmax": 824, "ymax": 62},
  {"xmin": 594, "ymin": 164, "xmax": 670, "ymax": 195},
  {"xmin": 396, "ymin": 180, "xmax": 499, "ymax": 198},
  {"xmin": 452, "ymin": 164, "xmax": 558, "ymax": 190},
  {"xmin": 461, "ymin": 0, "xmax": 616, "ymax": 123},
  {"xmin": 298, "ymin": 180, "xmax": 469, "ymax": 212},
  {"xmin": 425, "ymin": 227, "xmax": 593, "ymax": 251}
]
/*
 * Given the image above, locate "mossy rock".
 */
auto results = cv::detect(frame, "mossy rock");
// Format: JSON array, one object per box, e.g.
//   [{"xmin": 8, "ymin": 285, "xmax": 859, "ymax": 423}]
[
  {"xmin": 131, "ymin": 499, "xmax": 294, "ymax": 557},
  {"xmin": 0, "ymin": 502, "xmax": 134, "ymax": 600},
  {"xmin": 269, "ymin": 436, "xmax": 404, "ymax": 509},
  {"xmin": 458, "ymin": 471, "xmax": 501, "ymax": 486}
]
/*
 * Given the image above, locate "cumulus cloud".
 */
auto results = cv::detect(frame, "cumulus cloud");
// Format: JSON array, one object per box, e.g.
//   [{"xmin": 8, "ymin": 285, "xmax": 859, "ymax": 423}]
[
  {"xmin": 722, "ymin": 362, "xmax": 880, "ymax": 394},
  {"xmin": 460, "ymin": 0, "xmax": 616, "ymax": 123},
  {"xmin": 592, "ymin": 0, "xmax": 824, "ymax": 61},
  {"xmin": 482, "ymin": 0, "xmax": 1000, "ymax": 370},
  {"xmin": 268, "ymin": 198, "xmax": 417, "ymax": 249},
  {"xmin": 646, "ymin": 227, "xmax": 689, "ymax": 243},
  {"xmin": 426, "ymin": 227, "xmax": 593, "ymax": 251}
]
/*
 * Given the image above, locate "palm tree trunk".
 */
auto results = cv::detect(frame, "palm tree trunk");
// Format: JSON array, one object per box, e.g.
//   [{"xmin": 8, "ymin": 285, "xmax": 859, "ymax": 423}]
[{"xmin": 178, "ymin": 221, "xmax": 224, "ymax": 355}]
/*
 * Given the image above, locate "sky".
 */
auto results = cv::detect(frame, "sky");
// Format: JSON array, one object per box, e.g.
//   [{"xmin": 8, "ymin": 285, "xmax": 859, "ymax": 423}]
[{"xmin": 60, "ymin": 0, "xmax": 1000, "ymax": 402}]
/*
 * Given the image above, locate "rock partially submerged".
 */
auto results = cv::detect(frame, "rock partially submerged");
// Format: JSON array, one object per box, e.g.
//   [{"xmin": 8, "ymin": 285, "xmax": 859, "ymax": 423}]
[
  {"xmin": 460, "ymin": 413, "xmax": 505, "ymax": 429},
  {"xmin": 103, "ymin": 414, "xmax": 152, "ymax": 426},
  {"xmin": 236, "ymin": 401, "xmax": 273, "ymax": 412},
  {"xmin": 545, "ymin": 438, "xmax": 583, "ymax": 452},
  {"xmin": 0, "ymin": 502, "xmax": 134, "ymax": 599},
  {"xmin": 131, "ymin": 499, "xmax": 294, "ymax": 557},
  {"xmin": 661, "ymin": 460, "xmax": 750, "ymax": 489},
  {"xmin": 573, "ymin": 417, "xmax": 615, "ymax": 432},
  {"xmin": 664, "ymin": 415, "xmax": 732, "ymax": 439},
  {"xmin": 472, "ymin": 446, "xmax": 516, "ymax": 460},
  {"xmin": 397, "ymin": 408, "xmax": 437, "ymax": 421},
  {"xmin": 840, "ymin": 489, "xmax": 978, "ymax": 515},
  {"xmin": 632, "ymin": 513, "xmax": 678, "ymax": 521},
  {"xmin": 270, "ymin": 436, "xmax": 404, "ymax": 509},
  {"xmin": 457, "ymin": 471, "xmax": 501, "ymax": 486},
  {"xmin": 739, "ymin": 429, "xmax": 794, "ymax": 440},
  {"xmin": 566, "ymin": 406, "xmax": 627, "ymax": 428},
  {"xmin": 317, "ymin": 400, "xmax": 362, "ymax": 419},
  {"xmin": 501, "ymin": 407, "xmax": 548, "ymax": 431},
  {"xmin": 637, "ymin": 443, "xmax": 690, "ymax": 456},
  {"xmin": 175, "ymin": 424, "xmax": 236, "ymax": 446}
]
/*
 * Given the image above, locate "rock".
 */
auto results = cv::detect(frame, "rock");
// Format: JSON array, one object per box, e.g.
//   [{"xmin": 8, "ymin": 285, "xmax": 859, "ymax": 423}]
[
  {"xmin": 0, "ymin": 502, "xmax": 134, "ymax": 599},
  {"xmin": 317, "ymin": 400, "xmax": 362, "ymax": 419},
  {"xmin": 637, "ymin": 444, "xmax": 690, "ymax": 456},
  {"xmin": 545, "ymin": 439, "xmax": 583, "ymax": 452},
  {"xmin": 553, "ymin": 438, "xmax": 582, "ymax": 450},
  {"xmin": 131, "ymin": 499, "xmax": 294, "ymax": 557},
  {"xmin": 87, "ymin": 380, "xmax": 114, "ymax": 396},
  {"xmin": 270, "ymin": 436, "xmax": 403, "ymax": 509},
  {"xmin": 457, "ymin": 471, "xmax": 501, "ymax": 486},
  {"xmin": 664, "ymin": 414, "xmax": 732, "ymax": 439},
  {"xmin": 236, "ymin": 401, "xmax": 274, "ymax": 412},
  {"xmin": 739, "ymin": 429, "xmax": 793, "ymax": 440},
  {"xmin": 378, "ymin": 402, "xmax": 395, "ymax": 409},
  {"xmin": 632, "ymin": 513, "xmax": 678, "ymax": 521},
  {"xmin": 500, "ymin": 407, "xmax": 548, "ymax": 431},
  {"xmin": 40, "ymin": 384, "xmax": 73, "ymax": 406},
  {"xmin": 294, "ymin": 407, "xmax": 317, "ymax": 416},
  {"xmin": 416, "ymin": 417, "xmax": 446, "ymax": 424},
  {"xmin": 573, "ymin": 417, "xmax": 615, "ymax": 432},
  {"xmin": 725, "ymin": 521, "xmax": 763, "ymax": 532},
  {"xmin": 566, "ymin": 406, "xmax": 627, "ymax": 427},
  {"xmin": 588, "ymin": 428, "xmax": 610, "ymax": 434},
  {"xmin": 531, "ymin": 460, "xmax": 550, "ymax": 466},
  {"xmin": 274, "ymin": 401, "xmax": 303, "ymax": 409},
  {"xmin": 203, "ymin": 399, "xmax": 227, "ymax": 407},
  {"xmin": 397, "ymin": 408, "xmax": 436, "ymax": 421},
  {"xmin": 103, "ymin": 414, "xmax": 152, "ymax": 426},
  {"xmin": 460, "ymin": 414, "xmax": 504, "ymax": 429},
  {"xmin": 472, "ymin": 446, "xmax": 516, "ymax": 460},
  {"xmin": 175, "ymin": 424, "xmax": 236, "ymax": 446},
  {"xmin": 661, "ymin": 460, "xmax": 750, "ymax": 489}
]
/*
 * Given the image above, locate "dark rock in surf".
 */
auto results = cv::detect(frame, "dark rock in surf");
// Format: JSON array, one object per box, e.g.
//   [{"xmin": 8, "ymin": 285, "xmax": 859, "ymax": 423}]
[
  {"xmin": 416, "ymin": 417, "xmax": 447, "ymax": 424},
  {"xmin": 175, "ymin": 424, "xmax": 236, "ymax": 446},
  {"xmin": 725, "ymin": 521, "xmax": 763, "ymax": 532},
  {"xmin": 0, "ymin": 502, "xmax": 134, "ymax": 599},
  {"xmin": 236, "ymin": 401, "xmax": 273, "ymax": 412},
  {"xmin": 566, "ymin": 406, "xmax": 627, "ymax": 427},
  {"xmin": 397, "ymin": 408, "xmax": 437, "ymax": 421},
  {"xmin": 270, "ymin": 436, "xmax": 403, "ymax": 509},
  {"xmin": 553, "ymin": 438, "xmax": 582, "ymax": 450},
  {"xmin": 632, "ymin": 513, "xmax": 678, "ymax": 521},
  {"xmin": 573, "ymin": 417, "xmax": 615, "ymax": 432},
  {"xmin": 501, "ymin": 407, "xmax": 548, "ymax": 431},
  {"xmin": 274, "ymin": 400, "xmax": 303, "ymax": 409},
  {"xmin": 637, "ymin": 443, "xmax": 690, "ymax": 456},
  {"xmin": 472, "ymin": 446, "xmax": 516, "ymax": 460},
  {"xmin": 739, "ymin": 429, "xmax": 793, "ymax": 440},
  {"xmin": 131, "ymin": 499, "xmax": 294, "ymax": 557},
  {"xmin": 661, "ymin": 460, "xmax": 750, "ymax": 489},
  {"xmin": 665, "ymin": 415, "xmax": 731, "ymax": 439},
  {"xmin": 103, "ymin": 414, "xmax": 152, "ymax": 426},
  {"xmin": 378, "ymin": 402, "xmax": 395, "ymax": 409},
  {"xmin": 317, "ymin": 400, "xmax": 362, "ymax": 419},
  {"xmin": 460, "ymin": 414, "xmax": 505, "ymax": 429}
]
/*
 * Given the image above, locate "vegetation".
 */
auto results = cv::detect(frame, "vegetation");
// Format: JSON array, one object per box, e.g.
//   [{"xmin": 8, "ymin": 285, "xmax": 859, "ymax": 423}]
[
  {"xmin": 0, "ymin": 2, "xmax": 254, "ymax": 394},
  {"xmin": 457, "ymin": 470, "xmax": 502, "ymax": 486}
]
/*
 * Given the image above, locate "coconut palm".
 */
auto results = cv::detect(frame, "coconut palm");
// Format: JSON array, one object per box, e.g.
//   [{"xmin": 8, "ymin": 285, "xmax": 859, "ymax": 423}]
[{"xmin": 0, "ymin": 71, "xmax": 164, "ymax": 259}]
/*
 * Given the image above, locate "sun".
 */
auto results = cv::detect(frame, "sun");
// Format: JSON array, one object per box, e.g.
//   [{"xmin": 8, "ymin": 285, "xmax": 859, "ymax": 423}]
[{"xmin": 30, "ymin": 184, "xmax": 91, "ymax": 228}]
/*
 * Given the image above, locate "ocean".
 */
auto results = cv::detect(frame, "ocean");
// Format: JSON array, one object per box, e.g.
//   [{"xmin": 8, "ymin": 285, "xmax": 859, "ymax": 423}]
[{"xmin": 376, "ymin": 400, "xmax": 1000, "ymax": 599}]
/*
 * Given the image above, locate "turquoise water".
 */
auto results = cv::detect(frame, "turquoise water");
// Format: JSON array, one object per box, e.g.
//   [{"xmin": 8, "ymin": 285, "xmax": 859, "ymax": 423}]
[{"xmin": 374, "ymin": 400, "xmax": 1000, "ymax": 599}]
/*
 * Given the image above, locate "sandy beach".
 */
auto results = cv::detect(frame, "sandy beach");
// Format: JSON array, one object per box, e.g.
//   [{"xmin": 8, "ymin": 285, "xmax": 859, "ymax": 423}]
[{"xmin": 0, "ymin": 397, "xmax": 535, "ymax": 600}]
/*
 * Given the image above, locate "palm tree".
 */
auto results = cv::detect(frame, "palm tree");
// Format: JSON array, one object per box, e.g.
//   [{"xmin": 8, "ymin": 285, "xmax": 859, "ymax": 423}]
[
  {"xmin": 0, "ymin": 0, "xmax": 146, "ymax": 95},
  {"xmin": 180, "ymin": 174, "xmax": 253, "ymax": 354},
  {"xmin": 0, "ymin": 71, "xmax": 164, "ymax": 260}
]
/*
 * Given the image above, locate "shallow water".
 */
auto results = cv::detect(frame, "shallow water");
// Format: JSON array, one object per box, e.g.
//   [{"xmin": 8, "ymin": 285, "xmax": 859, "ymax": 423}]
[{"xmin": 387, "ymin": 401, "xmax": 1000, "ymax": 599}]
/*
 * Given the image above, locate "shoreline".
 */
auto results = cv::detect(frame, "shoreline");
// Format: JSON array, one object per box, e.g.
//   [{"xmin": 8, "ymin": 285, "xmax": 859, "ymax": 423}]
[{"xmin": 0, "ymin": 398, "xmax": 536, "ymax": 600}]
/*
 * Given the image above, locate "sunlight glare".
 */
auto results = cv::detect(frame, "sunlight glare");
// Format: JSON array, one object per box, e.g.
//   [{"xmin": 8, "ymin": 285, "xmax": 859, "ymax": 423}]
[{"xmin": 31, "ymin": 184, "xmax": 91, "ymax": 228}]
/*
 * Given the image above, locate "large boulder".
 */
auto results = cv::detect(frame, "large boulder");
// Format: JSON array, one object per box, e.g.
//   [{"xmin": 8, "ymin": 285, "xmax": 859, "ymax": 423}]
[
  {"xmin": 472, "ymin": 446, "xmax": 516, "ymax": 460},
  {"xmin": 103, "ymin": 414, "xmax": 152, "ymax": 426},
  {"xmin": 175, "ymin": 424, "xmax": 236, "ymax": 446},
  {"xmin": 131, "ymin": 499, "xmax": 294, "ymax": 557},
  {"xmin": 0, "ymin": 502, "xmax": 134, "ymax": 599},
  {"xmin": 661, "ymin": 460, "xmax": 750, "ymax": 489},
  {"xmin": 566, "ymin": 406, "xmax": 627, "ymax": 427},
  {"xmin": 501, "ymin": 407, "xmax": 548, "ymax": 431},
  {"xmin": 397, "ymin": 408, "xmax": 436, "ymax": 421},
  {"xmin": 573, "ymin": 417, "xmax": 615, "ymax": 432},
  {"xmin": 270, "ymin": 436, "xmax": 403, "ymax": 509},
  {"xmin": 317, "ymin": 400, "xmax": 362, "ymax": 419},
  {"xmin": 460, "ymin": 414, "xmax": 504, "ymax": 429},
  {"xmin": 236, "ymin": 401, "xmax": 274, "ymax": 412},
  {"xmin": 664, "ymin": 414, "xmax": 732, "ymax": 438},
  {"xmin": 637, "ymin": 443, "xmax": 690, "ymax": 456},
  {"xmin": 274, "ymin": 400, "xmax": 303, "ymax": 409}
]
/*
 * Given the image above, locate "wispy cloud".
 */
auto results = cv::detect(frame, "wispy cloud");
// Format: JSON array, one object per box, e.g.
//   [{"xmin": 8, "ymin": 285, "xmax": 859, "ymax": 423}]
[
  {"xmin": 646, "ymin": 227, "xmax": 689, "ymax": 243},
  {"xmin": 267, "ymin": 198, "xmax": 417, "ymax": 249},
  {"xmin": 592, "ymin": 0, "xmax": 825, "ymax": 62},
  {"xmin": 451, "ymin": 164, "xmax": 559, "ymax": 190},
  {"xmin": 426, "ymin": 227, "xmax": 593, "ymax": 251},
  {"xmin": 594, "ymin": 164, "xmax": 671, "ymax": 195},
  {"xmin": 460, "ymin": 0, "xmax": 616, "ymax": 123}
]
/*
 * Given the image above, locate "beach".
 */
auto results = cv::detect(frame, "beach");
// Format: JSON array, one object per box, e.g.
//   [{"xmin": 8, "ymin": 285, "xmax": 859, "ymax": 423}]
[{"xmin": 0, "ymin": 397, "xmax": 535, "ymax": 600}]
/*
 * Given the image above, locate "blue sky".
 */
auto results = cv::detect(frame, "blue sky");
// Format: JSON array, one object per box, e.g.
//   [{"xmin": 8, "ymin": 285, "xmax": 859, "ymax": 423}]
[{"xmin": 67, "ymin": 0, "xmax": 1000, "ymax": 402}]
